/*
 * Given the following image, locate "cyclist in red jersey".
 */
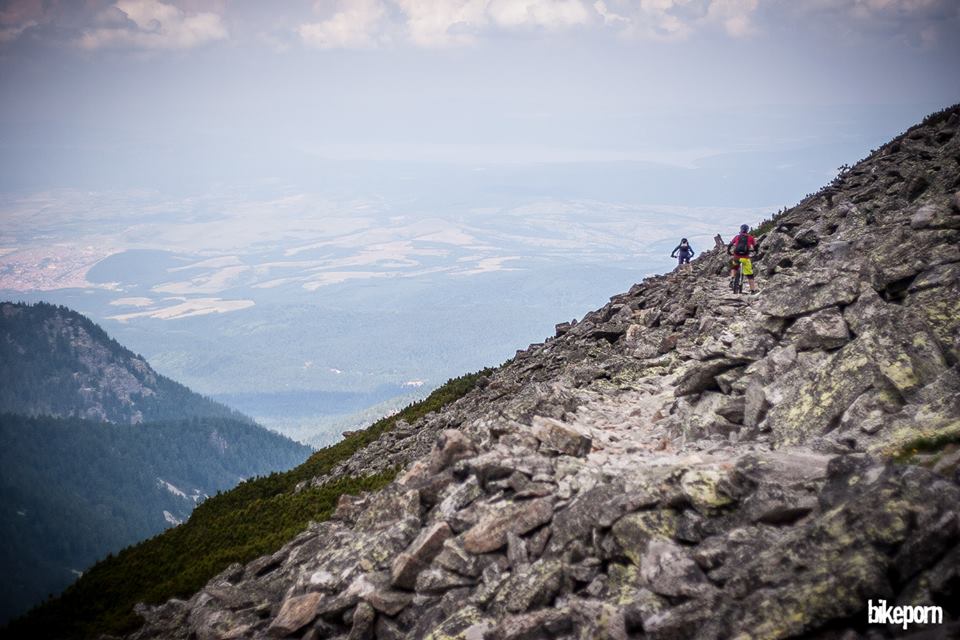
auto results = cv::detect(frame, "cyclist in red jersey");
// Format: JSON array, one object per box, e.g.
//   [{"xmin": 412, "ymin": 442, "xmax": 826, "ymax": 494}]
[{"xmin": 727, "ymin": 224, "xmax": 758, "ymax": 294}]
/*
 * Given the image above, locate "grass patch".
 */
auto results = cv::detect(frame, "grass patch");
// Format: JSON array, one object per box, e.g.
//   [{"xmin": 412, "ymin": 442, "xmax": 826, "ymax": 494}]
[
  {"xmin": 4, "ymin": 368, "xmax": 492, "ymax": 639},
  {"xmin": 888, "ymin": 430, "xmax": 960, "ymax": 464}
]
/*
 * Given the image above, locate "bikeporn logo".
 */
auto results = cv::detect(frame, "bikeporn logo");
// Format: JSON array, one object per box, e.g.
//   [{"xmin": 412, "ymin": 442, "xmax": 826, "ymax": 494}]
[{"xmin": 868, "ymin": 600, "xmax": 943, "ymax": 630}]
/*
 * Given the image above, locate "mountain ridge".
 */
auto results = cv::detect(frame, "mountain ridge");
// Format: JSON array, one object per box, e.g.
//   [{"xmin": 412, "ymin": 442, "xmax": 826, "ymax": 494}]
[
  {"xmin": 0, "ymin": 301, "xmax": 249, "ymax": 425},
  {"xmin": 11, "ymin": 104, "xmax": 960, "ymax": 639},
  {"xmin": 0, "ymin": 303, "xmax": 311, "ymax": 625}
]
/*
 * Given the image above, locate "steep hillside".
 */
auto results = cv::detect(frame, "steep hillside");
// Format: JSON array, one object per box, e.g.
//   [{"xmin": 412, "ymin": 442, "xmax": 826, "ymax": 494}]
[
  {"xmin": 0, "ymin": 302, "xmax": 247, "ymax": 424},
  {"xmin": 13, "ymin": 105, "xmax": 960, "ymax": 639}
]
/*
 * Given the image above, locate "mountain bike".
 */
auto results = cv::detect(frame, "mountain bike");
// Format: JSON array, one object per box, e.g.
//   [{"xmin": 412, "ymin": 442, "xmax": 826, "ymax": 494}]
[{"xmin": 731, "ymin": 259, "xmax": 744, "ymax": 295}]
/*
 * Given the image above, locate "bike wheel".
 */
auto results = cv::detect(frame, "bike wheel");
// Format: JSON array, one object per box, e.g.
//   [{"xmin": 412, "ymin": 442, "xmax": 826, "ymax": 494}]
[{"xmin": 734, "ymin": 268, "xmax": 743, "ymax": 294}]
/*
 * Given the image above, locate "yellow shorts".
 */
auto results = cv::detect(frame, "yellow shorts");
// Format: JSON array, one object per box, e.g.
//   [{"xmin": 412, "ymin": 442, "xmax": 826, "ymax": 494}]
[{"xmin": 732, "ymin": 257, "xmax": 753, "ymax": 276}]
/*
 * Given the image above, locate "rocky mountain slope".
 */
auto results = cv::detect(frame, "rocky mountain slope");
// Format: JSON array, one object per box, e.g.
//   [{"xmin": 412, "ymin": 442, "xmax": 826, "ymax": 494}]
[
  {"xmin": 0, "ymin": 302, "xmax": 246, "ymax": 424},
  {"xmin": 126, "ymin": 105, "xmax": 960, "ymax": 639}
]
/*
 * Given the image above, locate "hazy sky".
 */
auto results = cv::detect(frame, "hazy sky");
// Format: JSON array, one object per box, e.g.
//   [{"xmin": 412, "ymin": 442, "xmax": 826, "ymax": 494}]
[{"xmin": 0, "ymin": 0, "xmax": 958, "ymax": 197}]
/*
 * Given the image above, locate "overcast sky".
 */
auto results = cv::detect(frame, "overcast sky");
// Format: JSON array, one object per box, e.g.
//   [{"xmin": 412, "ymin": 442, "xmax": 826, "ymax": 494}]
[{"xmin": 0, "ymin": 0, "xmax": 958, "ymax": 197}]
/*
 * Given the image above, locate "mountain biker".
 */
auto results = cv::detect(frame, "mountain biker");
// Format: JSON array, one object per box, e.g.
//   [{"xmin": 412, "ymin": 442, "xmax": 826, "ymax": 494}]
[
  {"xmin": 727, "ymin": 224, "xmax": 758, "ymax": 294},
  {"xmin": 670, "ymin": 238, "xmax": 695, "ymax": 266}
]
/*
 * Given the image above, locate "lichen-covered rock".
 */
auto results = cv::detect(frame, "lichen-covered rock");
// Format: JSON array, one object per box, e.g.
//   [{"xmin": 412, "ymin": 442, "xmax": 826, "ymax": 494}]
[
  {"xmin": 679, "ymin": 467, "xmax": 735, "ymax": 513},
  {"xmin": 489, "ymin": 559, "xmax": 563, "ymax": 614},
  {"xmin": 611, "ymin": 510, "xmax": 681, "ymax": 565}
]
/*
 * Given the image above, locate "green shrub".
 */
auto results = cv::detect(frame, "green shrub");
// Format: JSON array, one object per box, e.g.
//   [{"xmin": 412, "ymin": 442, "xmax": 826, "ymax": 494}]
[{"xmin": 889, "ymin": 431, "xmax": 960, "ymax": 464}]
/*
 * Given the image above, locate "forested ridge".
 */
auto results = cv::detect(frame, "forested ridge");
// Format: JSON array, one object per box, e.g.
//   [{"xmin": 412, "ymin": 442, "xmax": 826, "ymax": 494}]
[
  {"xmin": 3, "ymin": 368, "xmax": 492, "ymax": 638},
  {"xmin": 0, "ymin": 413, "xmax": 310, "ymax": 625},
  {"xmin": 0, "ymin": 302, "xmax": 312, "ymax": 626},
  {"xmin": 0, "ymin": 301, "xmax": 247, "ymax": 424}
]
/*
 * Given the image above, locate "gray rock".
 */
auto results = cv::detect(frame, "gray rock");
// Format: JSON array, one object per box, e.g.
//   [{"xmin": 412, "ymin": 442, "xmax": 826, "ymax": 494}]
[
  {"xmin": 506, "ymin": 531, "xmax": 528, "ymax": 568},
  {"xmin": 785, "ymin": 307, "xmax": 850, "ymax": 350},
  {"xmin": 267, "ymin": 593, "xmax": 322, "ymax": 637},
  {"xmin": 759, "ymin": 272, "xmax": 860, "ymax": 318},
  {"xmin": 434, "ymin": 538, "xmax": 485, "ymax": 578},
  {"xmin": 640, "ymin": 538, "xmax": 715, "ymax": 598},
  {"xmin": 363, "ymin": 584, "xmax": 413, "ymax": 616},
  {"xmin": 740, "ymin": 485, "xmax": 816, "ymax": 525},
  {"xmin": 486, "ymin": 608, "xmax": 573, "ymax": 640},
  {"xmin": 489, "ymin": 559, "xmax": 564, "ymax": 614},
  {"xmin": 428, "ymin": 430, "xmax": 478, "ymax": 473},
  {"xmin": 548, "ymin": 482, "xmax": 658, "ymax": 553},
  {"xmin": 674, "ymin": 357, "xmax": 750, "ymax": 397},
  {"xmin": 910, "ymin": 203, "xmax": 938, "ymax": 229},
  {"xmin": 642, "ymin": 598, "xmax": 720, "ymax": 640},
  {"xmin": 529, "ymin": 416, "xmax": 592, "ymax": 457},
  {"xmin": 414, "ymin": 567, "xmax": 477, "ymax": 594},
  {"xmin": 391, "ymin": 522, "xmax": 453, "ymax": 589},
  {"xmin": 462, "ymin": 498, "xmax": 555, "ymax": 554},
  {"xmin": 435, "ymin": 476, "xmax": 484, "ymax": 522},
  {"xmin": 347, "ymin": 601, "xmax": 375, "ymax": 640}
]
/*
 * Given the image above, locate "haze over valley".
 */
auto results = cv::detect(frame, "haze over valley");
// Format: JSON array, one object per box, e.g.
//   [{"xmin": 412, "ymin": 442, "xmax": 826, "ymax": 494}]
[
  {"xmin": 1, "ymin": 1, "xmax": 957, "ymax": 444},
  {"xmin": 1, "ymin": 106, "xmax": 938, "ymax": 444}
]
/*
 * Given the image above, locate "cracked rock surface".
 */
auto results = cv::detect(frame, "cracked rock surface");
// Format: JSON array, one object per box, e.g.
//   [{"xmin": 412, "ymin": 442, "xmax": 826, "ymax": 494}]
[{"xmin": 131, "ymin": 108, "xmax": 960, "ymax": 639}]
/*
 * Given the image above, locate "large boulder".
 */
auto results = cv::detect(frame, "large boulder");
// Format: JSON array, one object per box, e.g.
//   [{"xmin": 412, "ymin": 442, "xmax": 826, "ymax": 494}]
[
  {"xmin": 462, "ymin": 498, "xmax": 555, "ymax": 554},
  {"xmin": 759, "ymin": 271, "xmax": 860, "ymax": 318},
  {"xmin": 530, "ymin": 416, "xmax": 592, "ymax": 457},
  {"xmin": 784, "ymin": 307, "xmax": 850, "ymax": 351},
  {"xmin": 765, "ymin": 298, "xmax": 948, "ymax": 446}
]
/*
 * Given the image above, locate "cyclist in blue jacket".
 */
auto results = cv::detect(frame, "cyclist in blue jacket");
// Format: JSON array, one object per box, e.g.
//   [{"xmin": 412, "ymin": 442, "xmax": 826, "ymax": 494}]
[{"xmin": 670, "ymin": 238, "xmax": 695, "ymax": 267}]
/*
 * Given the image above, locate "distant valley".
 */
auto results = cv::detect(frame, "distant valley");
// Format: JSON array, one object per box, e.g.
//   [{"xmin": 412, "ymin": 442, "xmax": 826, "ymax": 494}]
[{"xmin": 1, "ymin": 189, "xmax": 759, "ymax": 443}]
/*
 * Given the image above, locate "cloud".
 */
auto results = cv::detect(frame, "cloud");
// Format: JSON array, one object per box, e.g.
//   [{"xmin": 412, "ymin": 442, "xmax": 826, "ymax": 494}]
[
  {"xmin": 783, "ymin": 0, "xmax": 959, "ymax": 46},
  {"xmin": 299, "ymin": 0, "xmax": 593, "ymax": 49},
  {"xmin": 0, "ymin": 20, "xmax": 36, "ymax": 44},
  {"xmin": 707, "ymin": 0, "xmax": 758, "ymax": 37},
  {"xmin": 393, "ymin": 0, "xmax": 486, "ymax": 47},
  {"xmin": 593, "ymin": 1, "xmax": 630, "ymax": 26},
  {"xmin": 593, "ymin": 0, "xmax": 761, "ymax": 41},
  {"xmin": 0, "ymin": 0, "xmax": 45, "ymax": 26},
  {"xmin": 299, "ymin": 0, "xmax": 391, "ymax": 49},
  {"xmin": 486, "ymin": 0, "xmax": 592, "ymax": 30},
  {"xmin": 78, "ymin": 0, "xmax": 227, "ymax": 50}
]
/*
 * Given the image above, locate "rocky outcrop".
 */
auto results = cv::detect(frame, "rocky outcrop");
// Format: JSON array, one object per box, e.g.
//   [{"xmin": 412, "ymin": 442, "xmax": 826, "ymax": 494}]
[
  {"xmin": 130, "ymin": 106, "xmax": 960, "ymax": 639},
  {"xmin": 0, "ymin": 302, "xmax": 247, "ymax": 425}
]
